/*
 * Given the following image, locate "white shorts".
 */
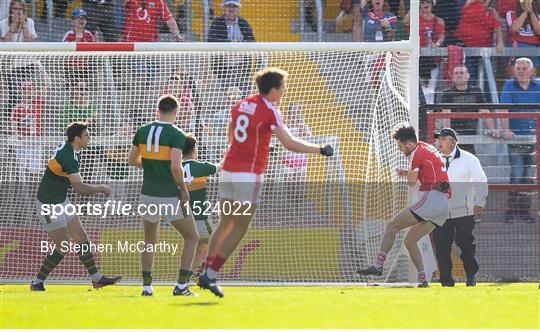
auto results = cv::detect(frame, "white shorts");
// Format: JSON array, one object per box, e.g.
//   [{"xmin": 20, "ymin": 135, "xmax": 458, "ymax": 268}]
[
  {"xmin": 218, "ymin": 171, "xmax": 264, "ymax": 204},
  {"xmin": 16, "ymin": 144, "xmax": 43, "ymax": 175},
  {"xmin": 409, "ymin": 190, "xmax": 450, "ymax": 226},
  {"xmin": 139, "ymin": 194, "xmax": 186, "ymax": 223},
  {"xmin": 36, "ymin": 199, "xmax": 77, "ymax": 233},
  {"xmin": 195, "ymin": 218, "xmax": 215, "ymax": 239}
]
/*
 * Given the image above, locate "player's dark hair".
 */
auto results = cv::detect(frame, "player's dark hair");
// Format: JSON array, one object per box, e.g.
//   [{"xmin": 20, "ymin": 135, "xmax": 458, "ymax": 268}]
[
  {"xmin": 158, "ymin": 94, "xmax": 180, "ymax": 114},
  {"xmin": 391, "ymin": 122, "xmax": 417, "ymax": 143},
  {"xmin": 182, "ymin": 134, "xmax": 197, "ymax": 156},
  {"xmin": 255, "ymin": 67, "xmax": 289, "ymax": 95},
  {"xmin": 66, "ymin": 122, "xmax": 88, "ymax": 142}
]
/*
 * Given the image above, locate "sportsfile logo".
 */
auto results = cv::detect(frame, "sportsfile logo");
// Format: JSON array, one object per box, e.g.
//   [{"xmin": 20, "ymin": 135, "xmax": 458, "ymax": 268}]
[
  {"xmin": 40, "ymin": 200, "xmax": 183, "ymax": 219},
  {"xmin": 40, "ymin": 200, "xmax": 253, "ymax": 219}
]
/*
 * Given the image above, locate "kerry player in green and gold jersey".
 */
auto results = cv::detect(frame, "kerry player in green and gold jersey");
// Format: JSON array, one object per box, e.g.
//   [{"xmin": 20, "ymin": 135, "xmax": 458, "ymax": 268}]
[
  {"xmin": 128, "ymin": 95, "xmax": 199, "ymax": 297},
  {"xmin": 31, "ymin": 122, "xmax": 122, "ymax": 291},
  {"xmin": 181, "ymin": 134, "xmax": 221, "ymax": 278}
]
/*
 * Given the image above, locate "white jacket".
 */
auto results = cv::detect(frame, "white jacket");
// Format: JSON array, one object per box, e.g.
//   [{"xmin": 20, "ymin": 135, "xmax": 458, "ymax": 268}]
[{"xmin": 442, "ymin": 146, "xmax": 489, "ymax": 219}]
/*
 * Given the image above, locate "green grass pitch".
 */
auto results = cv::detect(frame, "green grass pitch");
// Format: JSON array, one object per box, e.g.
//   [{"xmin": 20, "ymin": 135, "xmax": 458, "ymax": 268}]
[{"xmin": 1, "ymin": 283, "xmax": 538, "ymax": 328}]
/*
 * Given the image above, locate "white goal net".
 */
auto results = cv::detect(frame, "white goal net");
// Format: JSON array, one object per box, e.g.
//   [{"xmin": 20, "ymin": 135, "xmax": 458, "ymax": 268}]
[{"xmin": 0, "ymin": 45, "xmax": 412, "ymax": 284}]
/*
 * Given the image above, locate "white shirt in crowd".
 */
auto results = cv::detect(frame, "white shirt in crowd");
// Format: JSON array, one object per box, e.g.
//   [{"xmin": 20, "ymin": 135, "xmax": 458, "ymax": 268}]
[
  {"xmin": 0, "ymin": 17, "xmax": 38, "ymax": 41},
  {"xmin": 442, "ymin": 145, "xmax": 489, "ymax": 219}
]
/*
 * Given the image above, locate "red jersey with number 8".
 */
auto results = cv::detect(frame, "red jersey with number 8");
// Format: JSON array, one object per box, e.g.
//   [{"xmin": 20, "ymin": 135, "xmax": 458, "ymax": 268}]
[
  {"xmin": 222, "ymin": 95, "xmax": 284, "ymax": 174},
  {"xmin": 410, "ymin": 141, "xmax": 450, "ymax": 192}
]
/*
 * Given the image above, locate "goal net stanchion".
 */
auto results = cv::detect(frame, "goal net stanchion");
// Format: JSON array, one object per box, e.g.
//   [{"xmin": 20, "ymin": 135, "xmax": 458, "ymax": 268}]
[
  {"xmin": 427, "ymin": 110, "xmax": 540, "ymax": 282},
  {"xmin": 0, "ymin": 41, "xmax": 416, "ymax": 285}
]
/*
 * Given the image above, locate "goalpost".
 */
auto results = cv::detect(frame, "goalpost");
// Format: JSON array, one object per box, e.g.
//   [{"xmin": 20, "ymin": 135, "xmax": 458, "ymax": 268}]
[{"xmin": 0, "ymin": 38, "xmax": 421, "ymax": 285}]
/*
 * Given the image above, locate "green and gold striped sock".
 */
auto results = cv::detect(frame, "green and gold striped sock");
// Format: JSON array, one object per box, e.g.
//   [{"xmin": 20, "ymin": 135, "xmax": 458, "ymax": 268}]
[
  {"xmin": 177, "ymin": 269, "xmax": 193, "ymax": 284},
  {"xmin": 36, "ymin": 249, "xmax": 64, "ymax": 280},
  {"xmin": 142, "ymin": 271, "xmax": 152, "ymax": 286},
  {"xmin": 77, "ymin": 242, "xmax": 99, "ymax": 275}
]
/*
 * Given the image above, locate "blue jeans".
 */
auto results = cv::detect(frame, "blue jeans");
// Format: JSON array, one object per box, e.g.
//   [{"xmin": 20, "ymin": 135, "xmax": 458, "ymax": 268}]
[
  {"xmin": 508, "ymin": 144, "xmax": 536, "ymax": 184},
  {"xmin": 506, "ymin": 144, "xmax": 537, "ymax": 217}
]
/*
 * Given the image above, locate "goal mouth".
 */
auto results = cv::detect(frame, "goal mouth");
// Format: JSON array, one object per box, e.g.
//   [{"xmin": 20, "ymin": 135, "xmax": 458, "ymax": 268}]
[{"xmin": 1, "ymin": 44, "xmax": 416, "ymax": 285}]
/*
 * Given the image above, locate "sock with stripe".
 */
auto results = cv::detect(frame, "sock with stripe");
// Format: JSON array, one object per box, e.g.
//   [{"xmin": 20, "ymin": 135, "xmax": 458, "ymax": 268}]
[
  {"xmin": 35, "ymin": 249, "xmax": 65, "ymax": 282},
  {"xmin": 206, "ymin": 255, "xmax": 225, "ymax": 279},
  {"xmin": 374, "ymin": 251, "xmax": 387, "ymax": 268},
  {"xmin": 142, "ymin": 271, "xmax": 152, "ymax": 286},
  {"xmin": 177, "ymin": 269, "xmax": 193, "ymax": 285},
  {"xmin": 77, "ymin": 241, "xmax": 102, "ymax": 282}
]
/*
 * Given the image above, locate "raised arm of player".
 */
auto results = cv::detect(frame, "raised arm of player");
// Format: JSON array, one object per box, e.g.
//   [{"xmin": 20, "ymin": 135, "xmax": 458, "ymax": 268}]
[
  {"xmin": 273, "ymin": 125, "xmax": 333, "ymax": 156},
  {"xmin": 127, "ymin": 144, "xmax": 142, "ymax": 168},
  {"xmin": 171, "ymin": 148, "xmax": 190, "ymax": 203},
  {"xmin": 68, "ymin": 173, "xmax": 111, "ymax": 196}
]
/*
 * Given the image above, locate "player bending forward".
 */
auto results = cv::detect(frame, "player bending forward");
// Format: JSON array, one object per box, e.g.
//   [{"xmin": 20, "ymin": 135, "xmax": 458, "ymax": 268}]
[
  {"xmin": 357, "ymin": 123, "xmax": 451, "ymax": 287},
  {"xmin": 198, "ymin": 67, "xmax": 334, "ymax": 297},
  {"xmin": 31, "ymin": 122, "xmax": 121, "ymax": 291},
  {"xmin": 181, "ymin": 134, "xmax": 221, "ymax": 278},
  {"xmin": 128, "ymin": 95, "xmax": 199, "ymax": 297}
]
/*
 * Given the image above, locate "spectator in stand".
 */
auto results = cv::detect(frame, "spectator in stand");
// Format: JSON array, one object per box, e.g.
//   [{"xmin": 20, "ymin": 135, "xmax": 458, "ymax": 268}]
[
  {"xmin": 208, "ymin": 0, "xmax": 255, "ymax": 95},
  {"xmin": 405, "ymin": 0, "xmax": 445, "ymax": 48},
  {"xmin": 82, "ymin": 0, "xmax": 119, "ymax": 42},
  {"xmin": 121, "ymin": 0, "xmax": 183, "ymax": 42},
  {"xmin": 62, "ymin": 9, "xmax": 95, "ymax": 91},
  {"xmin": 62, "ymin": 9, "xmax": 95, "ymax": 42},
  {"xmin": 500, "ymin": 57, "xmax": 540, "ymax": 224},
  {"xmin": 61, "ymin": 79, "xmax": 102, "ymax": 180},
  {"xmin": 506, "ymin": 0, "xmax": 540, "ymax": 70},
  {"xmin": 305, "ymin": 0, "xmax": 319, "ymax": 32},
  {"xmin": 161, "ymin": 67, "xmax": 198, "ymax": 133},
  {"xmin": 0, "ymin": 0, "xmax": 37, "ymax": 42},
  {"xmin": 433, "ymin": 0, "xmax": 460, "ymax": 45},
  {"xmin": 404, "ymin": 0, "xmax": 445, "ymax": 102},
  {"xmin": 455, "ymin": 0, "xmax": 505, "ymax": 87},
  {"xmin": 353, "ymin": 0, "xmax": 398, "ymax": 42},
  {"xmin": 208, "ymin": 0, "xmax": 255, "ymax": 42},
  {"xmin": 61, "ymin": 80, "xmax": 100, "ymax": 132},
  {"xmin": 10, "ymin": 64, "xmax": 50, "ymax": 216},
  {"xmin": 436, "ymin": 65, "xmax": 498, "ymax": 155}
]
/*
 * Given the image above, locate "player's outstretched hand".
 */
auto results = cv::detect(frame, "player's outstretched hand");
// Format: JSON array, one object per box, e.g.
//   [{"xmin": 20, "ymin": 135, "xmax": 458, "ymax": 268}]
[
  {"xmin": 396, "ymin": 168, "xmax": 407, "ymax": 177},
  {"xmin": 320, "ymin": 144, "xmax": 334, "ymax": 157},
  {"xmin": 98, "ymin": 185, "xmax": 111, "ymax": 197}
]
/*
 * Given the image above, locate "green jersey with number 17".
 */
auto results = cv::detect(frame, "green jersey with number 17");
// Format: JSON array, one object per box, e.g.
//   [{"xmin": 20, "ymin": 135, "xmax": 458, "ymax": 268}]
[{"xmin": 132, "ymin": 120, "xmax": 187, "ymax": 197}]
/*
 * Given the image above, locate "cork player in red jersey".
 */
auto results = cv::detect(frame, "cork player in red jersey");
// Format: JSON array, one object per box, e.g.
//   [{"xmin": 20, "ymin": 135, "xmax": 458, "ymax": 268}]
[
  {"xmin": 197, "ymin": 67, "xmax": 334, "ymax": 297},
  {"xmin": 357, "ymin": 122, "xmax": 450, "ymax": 287}
]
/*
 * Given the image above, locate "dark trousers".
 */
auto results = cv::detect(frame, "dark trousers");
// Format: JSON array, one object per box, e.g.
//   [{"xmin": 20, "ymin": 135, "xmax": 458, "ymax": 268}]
[
  {"xmin": 433, "ymin": 215, "xmax": 479, "ymax": 283},
  {"xmin": 506, "ymin": 144, "xmax": 536, "ymax": 218}
]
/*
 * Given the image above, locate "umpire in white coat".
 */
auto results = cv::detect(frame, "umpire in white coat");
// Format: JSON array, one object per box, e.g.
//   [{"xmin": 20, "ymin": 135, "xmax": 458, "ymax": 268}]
[{"xmin": 433, "ymin": 128, "xmax": 488, "ymax": 287}]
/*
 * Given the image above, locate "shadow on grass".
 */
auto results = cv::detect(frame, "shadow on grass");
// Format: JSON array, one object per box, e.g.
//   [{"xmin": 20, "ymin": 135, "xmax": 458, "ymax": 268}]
[{"xmin": 175, "ymin": 301, "xmax": 220, "ymax": 307}]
